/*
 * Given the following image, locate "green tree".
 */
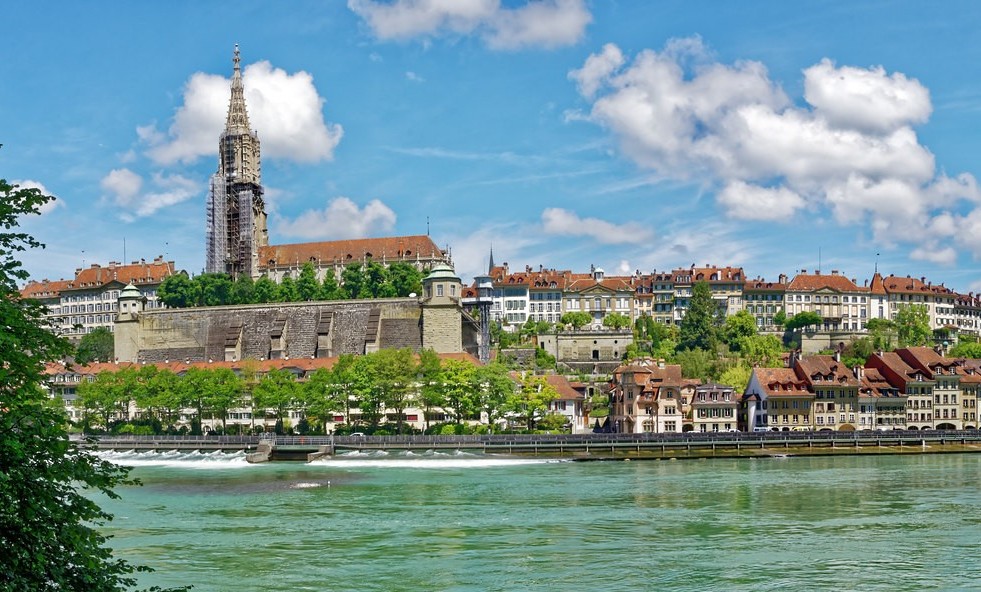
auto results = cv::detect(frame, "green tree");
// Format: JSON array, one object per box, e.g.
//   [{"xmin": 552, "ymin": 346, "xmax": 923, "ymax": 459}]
[
  {"xmin": 364, "ymin": 261, "xmax": 395, "ymax": 298},
  {"xmin": 387, "ymin": 262, "xmax": 423, "ymax": 297},
  {"xmin": 773, "ymin": 309, "xmax": 787, "ymax": 328},
  {"xmin": 303, "ymin": 367, "xmax": 347, "ymax": 433},
  {"xmin": 737, "ymin": 334, "xmax": 784, "ymax": 367},
  {"xmin": 296, "ymin": 261, "xmax": 320, "ymax": 301},
  {"xmin": 277, "ymin": 275, "xmax": 299, "ymax": 302},
  {"xmin": 416, "ymin": 348, "xmax": 444, "ymax": 429},
  {"xmin": 674, "ymin": 348, "xmax": 715, "ymax": 381},
  {"xmin": 718, "ymin": 363, "xmax": 752, "ymax": 393},
  {"xmin": 949, "ymin": 341, "xmax": 981, "ymax": 358},
  {"xmin": 253, "ymin": 368, "xmax": 300, "ymax": 433},
  {"xmin": 158, "ymin": 271, "xmax": 194, "ymax": 308},
  {"xmin": 373, "ymin": 348, "xmax": 416, "ymax": 433},
  {"xmin": 230, "ymin": 274, "xmax": 255, "ymax": 305},
  {"xmin": 200, "ymin": 367, "xmax": 244, "ymax": 433},
  {"xmin": 201, "ymin": 273, "xmax": 234, "ymax": 306},
  {"xmin": 784, "ymin": 311, "xmax": 822, "ymax": 332},
  {"xmin": 504, "ymin": 374, "xmax": 558, "ymax": 430},
  {"xmin": 318, "ymin": 270, "xmax": 343, "ymax": 300},
  {"xmin": 602, "ymin": 312, "xmax": 631, "ymax": 330},
  {"xmin": 895, "ymin": 304, "xmax": 931, "ymax": 347},
  {"xmin": 560, "ymin": 311, "xmax": 592, "ymax": 330},
  {"xmin": 341, "ymin": 263, "xmax": 369, "ymax": 299},
  {"xmin": 473, "ymin": 362, "xmax": 515, "ymax": 430},
  {"xmin": 253, "ymin": 275, "xmax": 278, "ymax": 303},
  {"xmin": 720, "ymin": 310, "xmax": 758, "ymax": 352},
  {"xmin": 679, "ymin": 281, "xmax": 720, "ymax": 351},
  {"xmin": 0, "ymin": 176, "xmax": 179, "ymax": 590},
  {"xmin": 439, "ymin": 358, "xmax": 478, "ymax": 423},
  {"xmin": 75, "ymin": 326, "xmax": 115, "ymax": 364},
  {"xmin": 866, "ymin": 318, "xmax": 896, "ymax": 351}
]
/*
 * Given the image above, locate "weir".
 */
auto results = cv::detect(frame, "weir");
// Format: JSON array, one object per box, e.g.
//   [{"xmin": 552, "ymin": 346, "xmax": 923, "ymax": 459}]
[{"xmin": 78, "ymin": 430, "xmax": 981, "ymax": 462}]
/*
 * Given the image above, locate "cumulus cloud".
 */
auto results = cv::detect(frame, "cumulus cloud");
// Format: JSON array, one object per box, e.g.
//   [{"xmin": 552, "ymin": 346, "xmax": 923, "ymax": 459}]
[
  {"xmin": 12, "ymin": 179, "xmax": 63, "ymax": 215},
  {"xmin": 572, "ymin": 37, "xmax": 981, "ymax": 263},
  {"xmin": 275, "ymin": 197, "xmax": 397, "ymax": 240},
  {"xmin": 541, "ymin": 207, "xmax": 653, "ymax": 244},
  {"xmin": 141, "ymin": 60, "xmax": 343, "ymax": 166},
  {"xmin": 348, "ymin": 0, "xmax": 591, "ymax": 50},
  {"xmin": 100, "ymin": 169, "xmax": 197, "ymax": 221}
]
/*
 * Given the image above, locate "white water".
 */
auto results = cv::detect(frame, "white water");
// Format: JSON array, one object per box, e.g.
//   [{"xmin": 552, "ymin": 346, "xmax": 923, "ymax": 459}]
[{"xmin": 96, "ymin": 449, "xmax": 250, "ymax": 469}]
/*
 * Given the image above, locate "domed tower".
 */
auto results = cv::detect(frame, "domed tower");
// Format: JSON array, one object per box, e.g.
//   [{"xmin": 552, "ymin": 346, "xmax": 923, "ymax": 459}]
[
  {"xmin": 420, "ymin": 263, "xmax": 463, "ymax": 353},
  {"xmin": 205, "ymin": 44, "xmax": 268, "ymax": 278},
  {"xmin": 114, "ymin": 283, "xmax": 145, "ymax": 363}
]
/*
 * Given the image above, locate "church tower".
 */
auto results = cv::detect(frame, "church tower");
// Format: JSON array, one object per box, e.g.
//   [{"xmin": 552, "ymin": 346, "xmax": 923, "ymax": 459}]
[{"xmin": 205, "ymin": 44, "xmax": 268, "ymax": 278}]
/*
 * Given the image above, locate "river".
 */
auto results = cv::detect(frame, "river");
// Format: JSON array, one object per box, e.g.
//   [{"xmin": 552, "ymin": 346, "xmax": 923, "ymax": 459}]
[{"xmin": 94, "ymin": 450, "xmax": 981, "ymax": 591}]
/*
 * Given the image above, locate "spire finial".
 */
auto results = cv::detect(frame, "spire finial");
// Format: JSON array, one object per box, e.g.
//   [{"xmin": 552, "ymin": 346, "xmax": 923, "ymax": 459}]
[{"xmin": 225, "ymin": 44, "xmax": 250, "ymax": 133}]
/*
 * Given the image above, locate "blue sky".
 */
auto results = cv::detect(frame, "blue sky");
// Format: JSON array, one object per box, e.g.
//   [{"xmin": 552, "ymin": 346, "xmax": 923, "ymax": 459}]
[{"xmin": 4, "ymin": 1, "xmax": 981, "ymax": 293}]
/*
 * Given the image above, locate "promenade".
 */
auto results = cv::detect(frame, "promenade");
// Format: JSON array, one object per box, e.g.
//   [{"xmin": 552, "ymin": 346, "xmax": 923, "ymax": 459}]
[{"xmin": 79, "ymin": 430, "xmax": 981, "ymax": 462}]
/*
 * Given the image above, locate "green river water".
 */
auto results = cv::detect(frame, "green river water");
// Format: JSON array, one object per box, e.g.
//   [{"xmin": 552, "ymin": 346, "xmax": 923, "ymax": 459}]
[{"xmin": 95, "ymin": 450, "xmax": 981, "ymax": 591}]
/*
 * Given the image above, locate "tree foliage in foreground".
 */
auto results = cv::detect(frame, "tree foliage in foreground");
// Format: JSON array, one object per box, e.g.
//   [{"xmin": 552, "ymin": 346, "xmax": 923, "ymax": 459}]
[{"xmin": 0, "ymin": 176, "xmax": 184, "ymax": 591}]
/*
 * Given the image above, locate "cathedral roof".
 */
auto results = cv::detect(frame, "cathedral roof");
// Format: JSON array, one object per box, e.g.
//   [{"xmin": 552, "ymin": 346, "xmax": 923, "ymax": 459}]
[{"xmin": 257, "ymin": 235, "xmax": 446, "ymax": 269}]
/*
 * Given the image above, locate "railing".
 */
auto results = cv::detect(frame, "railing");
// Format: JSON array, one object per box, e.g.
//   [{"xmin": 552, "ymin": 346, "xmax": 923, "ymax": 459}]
[{"xmin": 81, "ymin": 429, "xmax": 981, "ymax": 450}]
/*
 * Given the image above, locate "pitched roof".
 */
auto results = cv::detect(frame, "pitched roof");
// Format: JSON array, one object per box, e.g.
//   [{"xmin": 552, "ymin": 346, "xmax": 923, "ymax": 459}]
[
  {"xmin": 787, "ymin": 272, "xmax": 864, "ymax": 293},
  {"xmin": 258, "ymin": 235, "xmax": 446, "ymax": 268},
  {"xmin": 871, "ymin": 274, "xmax": 955, "ymax": 296},
  {"xmin": 794, "ymin": 355, "xmax": 861, "ymax": 386},
  {"xmin": 22, "ymin": 257, "xmax": 175, "ymax": 298},
  {"xmin": 544, "ymin": 375, "xmax": 585, "ymax": 401},
  {"xmin": 751, "ymin": 367, "xmax": 812, "ymax": 397}
]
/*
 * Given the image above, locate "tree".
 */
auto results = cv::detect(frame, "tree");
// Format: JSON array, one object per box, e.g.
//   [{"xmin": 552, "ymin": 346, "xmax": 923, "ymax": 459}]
[
  {"xmin": 679, "ymin": 281, "xmax": 720, "ymax": 351},
  {"xmin": 674, "ymin": 348, "xmax": 715, "ymax": 381},
  {"xmin": 296, "ymin": 261, "xmax": 320, "ymax": 302},
  {"xmin": 784, "ymin": 311, "xmax": 822, "ymax": 332},
  {"xmin": 737, "ymin": 334, "xmax": 784, "ymax": 367},
  {"xmin": 949, "ymin": 341, "xmax": 981, "ymax": 358},
  {"xmin": 253, "ymin": 275, "xmax": 278, "ymax": 303},
  {"xmin": 387, "ymin": 262, "xmax": 423, "ymax": 297},
  {"xmin": 75, "ymin": 326, "xmax": 115, "ymax": 364},
  {"xmin": 866, "ymin": 318, "xmax": 896, "ymax": 351},
  {"xmin": 602, "ymin": 312, "xmax": 631, "ymax": 330},
  {"xmin": 720, "ymin": 310, "xmax": 758, "ymax": 352},
  {"xmin": 253, "ymin": 368, "xmax": 300, "ymax": 433},
  {"xmin": 158, "ymin": 271, "xmax": 194, "ymax": 308},
  {"xmin": 193, "ymin": 273, "xmax": 234, "ymax": 306},
  {"xmin": 560, "ymin": 311, "xmax": 592, "ymax": 330},
  {"xmin": 896, "ymin": 304, "xmax": 931, "ymax": 347},
  {"xmin": 718, "ymin": 363, "xmax": 752, "ymax": 393},
  {"xmin": 773, "ymin": 309, "xmax": 787, "ymax": 328},
  {"xmin": 277, "ymin": 275, "xmax": 299, "ymax": 302},
  {"xmin": 303, "ymin": 367, "xmax": 347, "ymax": 433},
  {"xmin": 373, "ymin": 348, "xmax": 416, "ymax": 433},
  {"xmin": 341, "ymin": 263, "xmax": 369, "ymax": 299},
  {"xmin": 230, "ymin": 274, "xmax": 255, "ymax": 305},
  {"xmin": 416, "ymin": 348, "xmax": 444, "ymax": 429},
  {"xmin": 0, "ymin": 177, "xmax": 180, "ymax": 590},
  {"xmin": 318, "ymin": 270, "xmax": 343, "ymax": 300},
  {"xmin": 504, "ymin": 374, "xmax": 558, "ymax": 430}
]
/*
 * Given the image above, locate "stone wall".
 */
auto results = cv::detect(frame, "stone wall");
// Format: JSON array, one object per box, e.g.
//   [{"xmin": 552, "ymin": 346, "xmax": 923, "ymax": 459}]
[{"xmin": 118, "ymin": 297, "xmax": 479, "ymax": 363}]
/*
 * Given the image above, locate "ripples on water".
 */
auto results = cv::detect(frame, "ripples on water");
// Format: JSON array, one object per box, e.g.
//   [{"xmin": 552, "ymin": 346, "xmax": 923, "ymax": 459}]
[{"xmin": 93, "ymin": 451, "xmax": 981, "ymax": 592}]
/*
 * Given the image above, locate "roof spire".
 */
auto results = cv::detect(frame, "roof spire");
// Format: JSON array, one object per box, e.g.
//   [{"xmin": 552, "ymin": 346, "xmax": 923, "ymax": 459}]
[
  {"xmin": 488, "ymin": 245, "xmax": 495, "ymax": 273},
  {"xmin": 225, "ymin": 44, "xmax": 251, "ymax": 134}
]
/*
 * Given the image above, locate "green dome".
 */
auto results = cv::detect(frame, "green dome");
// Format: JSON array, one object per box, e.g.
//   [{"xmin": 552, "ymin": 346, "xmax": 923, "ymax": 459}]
[
  {"xmin": 119, "ymin": 283, "xmax": 142, "ymax": 300},
  {"xmin": 425, "ymin": 263, "xmax": 460, "ymax": 283}
]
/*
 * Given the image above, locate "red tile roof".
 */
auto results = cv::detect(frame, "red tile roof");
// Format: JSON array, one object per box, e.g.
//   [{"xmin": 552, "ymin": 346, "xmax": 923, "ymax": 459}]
[
  {"xmin": 22, "ymin": 258, "xmax": 175, "ymax": 298},
  {"xmin": 258, "ymin": 235, "xmax": 446, "ymax": 269},
  {"xmin": 787, "ymin": 273, "xmax": 864, "ymax": 293},
  {"xmin": 751, "ymin": 367, "xmax": 812, "ymax": 397}
]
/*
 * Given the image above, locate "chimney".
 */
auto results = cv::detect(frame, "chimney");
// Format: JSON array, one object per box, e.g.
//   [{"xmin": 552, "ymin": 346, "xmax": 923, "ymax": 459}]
[
  {"xmin": 778, "ymin": 273, "xmax": 787, "ymax": 284},
  {"xmin": 853, "ymin": 366, "xmax": 864, "ymax": 381}
]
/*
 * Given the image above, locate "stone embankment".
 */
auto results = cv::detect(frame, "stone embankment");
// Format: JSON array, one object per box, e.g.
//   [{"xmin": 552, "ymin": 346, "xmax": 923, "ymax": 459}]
[{"xmin": 78, "ymin": 430, "xmax": 981, "ymax": 462}]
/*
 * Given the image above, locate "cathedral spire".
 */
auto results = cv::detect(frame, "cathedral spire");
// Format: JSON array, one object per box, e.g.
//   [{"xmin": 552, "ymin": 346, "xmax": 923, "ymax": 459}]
[{"xmin": 225, "ymin": 44, "xmax": 251, "ymax": 135}]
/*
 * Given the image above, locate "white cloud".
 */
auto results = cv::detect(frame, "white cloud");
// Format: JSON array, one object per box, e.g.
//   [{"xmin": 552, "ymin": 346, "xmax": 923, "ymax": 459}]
[
  {"xmin": 717, "ymin": 181, "xmax": 806, "ymax": 221},
  {"xmin": 910, "ymin": 245, "xmax": 957, "ymax": 265},
  {"xmin": 100, "ymin": 169, "xmax": 197, "ymax": 221},
  {"xmin": 572, "ymin": 37, "xmax": 981, "ymax": 263},
  {"xmin": 804, "ymin": 58, "xmax": 931, "ymax": 135},
  {"xmin": 348, "ymin": 0, "xmax": 590, "ymax": 50},
  {"xmin": 541, "ymin": 207, "xmax": 653, "ymax": 244},
  {"xmin": 405, "ymin": 71, "xmax": 425, "ymax": 83},
  {"xmin": 100, "ymin": 168, "xmax": 143, "ymax": 205},
  {"xmin": 13, "ymin": 180, "xmax": 63, "ymax": 215},
  {"xmin": 142, "ymin": 61, "xmax": 343, "ymax": 166},
  {"xmin": 569, "ymin": 43, "xmax": 623, "ymax": 99},
  {"xmin": 275, "ymin": 197, "xmax": 397, "ymax": 240}
]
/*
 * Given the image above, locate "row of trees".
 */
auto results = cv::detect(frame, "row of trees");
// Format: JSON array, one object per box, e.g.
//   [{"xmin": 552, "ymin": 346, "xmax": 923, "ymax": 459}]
[
  {"xmin": 158, "ymin": 260, "xmax": 425, "ymax": 308},
  {"xmin": 76, "ymin": 349, "xmax": 563, "ymax": 435}
]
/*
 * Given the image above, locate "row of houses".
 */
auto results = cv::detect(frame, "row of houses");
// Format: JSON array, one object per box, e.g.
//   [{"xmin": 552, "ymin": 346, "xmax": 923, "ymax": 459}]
[
  {"xmin": 42, "ymin": 356, "xmax": 591, "ymax": 434},
  {"xmin": 608, "ymin": 346, "xmax": 980, "ymax": 434},
  {"xmin": 485, "ymin": 261, "xmax": 981, "ymax": 338}
]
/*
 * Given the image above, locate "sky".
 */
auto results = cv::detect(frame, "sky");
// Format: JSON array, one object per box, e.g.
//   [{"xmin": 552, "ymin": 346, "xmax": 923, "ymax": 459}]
[{"xmin": 4, "ymin": 1, "xmax": 981, "ymax": 293}]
